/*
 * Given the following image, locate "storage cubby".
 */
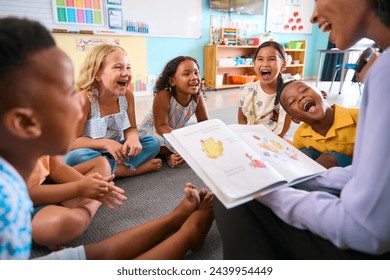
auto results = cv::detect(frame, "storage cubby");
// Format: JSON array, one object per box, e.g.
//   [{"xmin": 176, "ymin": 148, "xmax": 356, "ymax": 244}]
[
  {"xmin": 204, "ymin": 45, "xmax": 258, "ymax": 89},
  {"xmin": 284, "ymin": 40, "xmax": 307, "ymax": 79},
  {"xmin": 204, "ymin": 40, "xmax": 307, "ymax": 89}
]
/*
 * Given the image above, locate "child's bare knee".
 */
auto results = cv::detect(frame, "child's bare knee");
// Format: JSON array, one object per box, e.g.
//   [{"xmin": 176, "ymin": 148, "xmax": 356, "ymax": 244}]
[{"xmin": 95, "ymin": 156, "xmax": 112, "ymax": 175}]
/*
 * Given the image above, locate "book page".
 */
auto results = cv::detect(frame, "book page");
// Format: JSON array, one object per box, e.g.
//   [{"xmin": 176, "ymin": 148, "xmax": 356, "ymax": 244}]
[
  {"xmin": 229, "ymin": 124, "xmax": 326, "ymax": 182},
  {"xmin": 164, "ymin": 119, "xmax": 286, "ymax": 202}
]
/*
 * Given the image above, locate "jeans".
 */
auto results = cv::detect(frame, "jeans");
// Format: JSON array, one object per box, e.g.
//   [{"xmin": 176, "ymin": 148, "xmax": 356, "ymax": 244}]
[{"xmin": 65, "ymin": 135, "xmax": 160, "ymax": 173}]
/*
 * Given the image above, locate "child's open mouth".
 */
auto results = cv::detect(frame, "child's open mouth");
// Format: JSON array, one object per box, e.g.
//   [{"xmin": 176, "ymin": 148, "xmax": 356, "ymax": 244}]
[
  {"xmin": 118, "ymin": 80, "xmax": 128, "ymax": 87},
  {"xmin": 261, "ymin": 70, "xmax": 271, "ymax": 80},
  {"xmin": 303, "ymin": 100, "xmax": 315, "ymax": 112},
  {"xmin": 189, "ymin": 82, "xmax": 199, "ymax": 88}
]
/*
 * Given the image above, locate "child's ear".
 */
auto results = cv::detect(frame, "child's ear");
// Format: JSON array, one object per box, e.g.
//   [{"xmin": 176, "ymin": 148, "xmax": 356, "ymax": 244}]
[
  {"xmin": 95, "ymin": 70, "xmax": 102, "ymax": 82},
  {"xmin": 168, "ymin": 77, "xmax": 175, "ymax": 87},
  {"xmin": 4, "ymin": 108, "xmax": 42, "ymax": 139},
  {"xmin": 281, "ymin": 59, "xmax": 287, "ymax": 72},
  {"xmin": 320, "ymin": 90, "xmax": 328, "ymax": 99}
]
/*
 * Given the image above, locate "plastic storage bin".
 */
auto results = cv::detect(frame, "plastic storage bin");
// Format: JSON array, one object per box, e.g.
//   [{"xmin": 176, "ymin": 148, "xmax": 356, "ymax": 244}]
[{"xmin": 286, "ymin": 41, "xmax": 303, "ymax": 49}]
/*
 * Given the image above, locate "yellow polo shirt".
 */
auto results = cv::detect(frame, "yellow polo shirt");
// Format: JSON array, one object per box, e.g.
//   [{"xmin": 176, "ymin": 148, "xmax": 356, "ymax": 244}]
[{"xmin": 293, "ymin": 104, "xmax": 359, "ymax": 157}]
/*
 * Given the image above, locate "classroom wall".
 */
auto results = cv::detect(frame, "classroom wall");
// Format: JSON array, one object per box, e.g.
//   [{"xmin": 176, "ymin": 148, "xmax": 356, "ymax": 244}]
[
  {"xmin": 0, "ymin": 0, "xmax": 328, "ymax": 87},
  {"xmin": 50, "ymin": 0, "xmax": 329, "ymax": 84},
  {"xmin": 53, "ymin": 33, "xmax": 149, "ymax": 92},
  {"xmin": 146, "ymin": 0, "xmax": 329, "ymax": 82}
]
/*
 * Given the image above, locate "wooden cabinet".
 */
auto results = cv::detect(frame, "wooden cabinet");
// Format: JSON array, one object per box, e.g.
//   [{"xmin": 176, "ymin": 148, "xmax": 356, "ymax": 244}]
[
  {"xmin": 203, "ymin": 40, "xmax": 307, "ymax": 90},
  {"xmin": 284, "ymin": 40, "xmax": 307, "ymax": 79},
  {"xmin": 204, "ymin": 45, "xmax": 258, "ymax": 89}
]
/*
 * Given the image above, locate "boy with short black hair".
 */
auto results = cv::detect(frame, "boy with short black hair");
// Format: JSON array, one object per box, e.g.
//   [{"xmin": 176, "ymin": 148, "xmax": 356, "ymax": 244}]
[
  {"xmin": 214, "ymin": 0, "xmax": 390, "ymax": 260},
  {"xmin": 0, "ymin": 16, "xmax": 214, "ymax": 260},
  {"xmin": 277, "ymin": 80, "xmax": 359, "ymax": 168}
]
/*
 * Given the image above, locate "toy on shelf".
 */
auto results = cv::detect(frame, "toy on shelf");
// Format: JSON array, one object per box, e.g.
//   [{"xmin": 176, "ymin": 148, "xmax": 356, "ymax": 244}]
[
  {"xmin": 220, "ymin": 28, "xmax": 238, "ymax": 45},
  {"xmin": 210, "ymin": 27, "xmax": 219, "ymax": 45}
]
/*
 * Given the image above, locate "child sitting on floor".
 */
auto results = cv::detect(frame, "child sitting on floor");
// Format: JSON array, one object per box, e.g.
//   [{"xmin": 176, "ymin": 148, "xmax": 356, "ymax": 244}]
[
  {"xmin": 238, "ymin": 41, "xmax": 291, "ymax": 138},
  {"xmin": 138, "ymin": 56, "xmax": 209, "ymax": 168},
  {"xmin": 65, "ymin": 44, "xmax": 162, "ymax": 177},
  {"xmin": 0, "ymin": 16, "xmax": 214, "ymax": 260},
  {"xmin": 278, "ymin": 79, "xmax": 359, "ymax": 168},
  {"xmin": 28, "ymin": 155, "xmax": 126, "ymax": 250}
]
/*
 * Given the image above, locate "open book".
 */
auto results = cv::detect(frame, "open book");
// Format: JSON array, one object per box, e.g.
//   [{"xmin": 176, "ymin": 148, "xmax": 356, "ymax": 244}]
[{"xmin": 164, "ymin": 119, "xmax": 326, "ymax": 208}]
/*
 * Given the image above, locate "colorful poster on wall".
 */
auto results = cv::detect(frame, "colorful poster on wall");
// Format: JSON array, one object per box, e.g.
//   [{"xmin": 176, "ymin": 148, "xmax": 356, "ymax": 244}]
[
  {"xmin": 266, "ymin": 0, "xmax": 314, "ymax": 34},
  {"xmin": 75, "ymin": 37, "xmax": 120, "ymax": 52},
  {"xmin": 52, "ymin": 0, "xmax": 104, "ymax": 26}
]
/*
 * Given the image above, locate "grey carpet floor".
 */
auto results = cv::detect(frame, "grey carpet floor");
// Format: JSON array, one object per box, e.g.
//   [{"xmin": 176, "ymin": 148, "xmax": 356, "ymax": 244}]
[{"xmin": 30, "ymin": 105, "xmax": 237, "ymax": 260}]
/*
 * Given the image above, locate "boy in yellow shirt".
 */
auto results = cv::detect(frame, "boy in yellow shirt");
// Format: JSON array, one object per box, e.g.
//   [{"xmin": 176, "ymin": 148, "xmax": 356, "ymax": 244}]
[{"xmin": 278, "ymin": 80, "xmax": 358, "ymax": 168}]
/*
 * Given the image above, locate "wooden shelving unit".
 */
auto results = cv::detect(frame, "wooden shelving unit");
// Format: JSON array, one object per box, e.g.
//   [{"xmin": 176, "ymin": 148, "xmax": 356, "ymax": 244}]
[
  {"xmin": 204, "ymin": 40, "xmax": 307, "ymax": 89},
  {"xmin": 204, "ymin": 45, "xmax": 258, "ymax": 89},
  {"xmin": 284, "ymin": 40, "xmax": 307, "ymax": 79}
]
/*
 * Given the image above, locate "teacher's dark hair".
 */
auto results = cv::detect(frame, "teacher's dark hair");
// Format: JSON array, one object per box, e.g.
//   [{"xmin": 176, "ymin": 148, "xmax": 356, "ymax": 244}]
[{"xmin": 377, "ymin": 0, "xmax": 390, "ymax": 27}]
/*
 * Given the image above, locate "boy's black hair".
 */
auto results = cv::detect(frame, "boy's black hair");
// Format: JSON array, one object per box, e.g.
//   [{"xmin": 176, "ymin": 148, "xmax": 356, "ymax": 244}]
[
  {"xmin": 0, "ymin": 17, "xmax": 55, "ymax": 76},
  {"xmin": 276, "ymin": 79, "xmax": 297, "ymax": 112},
  {"xmin": 0, "ymin": 17, "xmax": 55, "ymax": 113}
]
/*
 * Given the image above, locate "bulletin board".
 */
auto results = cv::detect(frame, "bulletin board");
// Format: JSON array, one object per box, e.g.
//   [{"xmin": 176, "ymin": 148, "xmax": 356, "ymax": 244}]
[{"xmin": 266, "ymin": 0, "xmax": 315, "ymax": 34}]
